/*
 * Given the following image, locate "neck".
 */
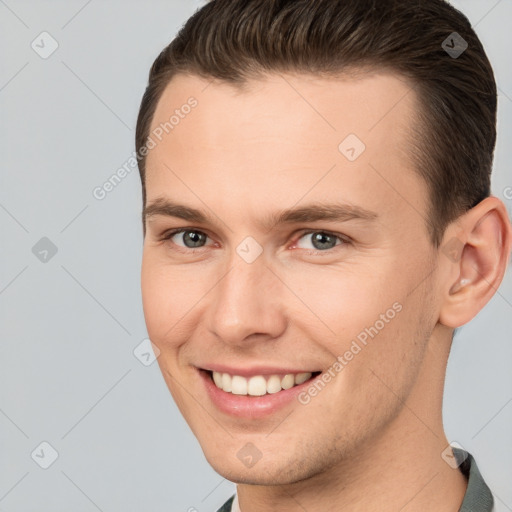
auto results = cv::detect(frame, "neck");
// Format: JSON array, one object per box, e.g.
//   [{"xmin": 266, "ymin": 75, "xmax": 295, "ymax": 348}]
[{"xmin": 236, "ymin": 327, "xmax": 467, "ymax": 512}]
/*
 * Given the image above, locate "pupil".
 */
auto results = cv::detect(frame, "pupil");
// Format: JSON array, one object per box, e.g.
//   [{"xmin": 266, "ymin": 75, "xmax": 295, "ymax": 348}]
[
  {"xmin": 184, "ymin": 231, "xmax": 205, "ymax": 248},
  {"xmin": 312, "ymin": 232, "xmax": 335, "ymax": 250}
]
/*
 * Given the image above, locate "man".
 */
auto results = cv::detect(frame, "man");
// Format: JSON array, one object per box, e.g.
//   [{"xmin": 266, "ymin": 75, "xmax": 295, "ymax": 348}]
[{"xmin": 135, "ymin": 0, "xmax": 511, "ymax": 510}]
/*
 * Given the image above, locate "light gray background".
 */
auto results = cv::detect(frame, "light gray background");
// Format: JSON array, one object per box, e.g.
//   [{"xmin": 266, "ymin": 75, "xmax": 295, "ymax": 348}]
[{"xmin": 1, "ymin": 1, "xmax": 511, "ymax": 511}]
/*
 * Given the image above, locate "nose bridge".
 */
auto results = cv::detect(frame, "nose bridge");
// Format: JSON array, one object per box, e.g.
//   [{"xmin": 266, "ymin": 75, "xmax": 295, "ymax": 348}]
[{"xmin": 207, "ymin": 248, "xmax": 286, "ymax": 343}]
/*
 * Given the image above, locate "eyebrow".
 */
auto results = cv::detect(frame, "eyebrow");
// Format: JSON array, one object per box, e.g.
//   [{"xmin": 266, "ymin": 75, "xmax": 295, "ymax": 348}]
[{"xmin": 143, "ymin": 197, "xmax": 378, "ymax": 231}]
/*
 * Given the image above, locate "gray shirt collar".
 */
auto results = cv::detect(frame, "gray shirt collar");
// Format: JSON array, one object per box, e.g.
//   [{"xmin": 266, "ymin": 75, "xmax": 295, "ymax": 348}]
[{"xmin": 454, "ymin": 448, "xmax": 494, "ymax": 511}]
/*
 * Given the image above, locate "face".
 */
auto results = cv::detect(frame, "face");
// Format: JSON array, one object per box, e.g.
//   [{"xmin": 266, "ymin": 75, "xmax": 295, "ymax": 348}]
[{"xmin": 141, "ymin": 71, "xmax": 443, "ymax": 484}]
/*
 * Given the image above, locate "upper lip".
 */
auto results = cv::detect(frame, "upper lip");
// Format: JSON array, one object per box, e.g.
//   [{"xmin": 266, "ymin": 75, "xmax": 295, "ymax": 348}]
[{"xmin": 198, "ymin": 364, "xmax": 320, "ymax": 377}]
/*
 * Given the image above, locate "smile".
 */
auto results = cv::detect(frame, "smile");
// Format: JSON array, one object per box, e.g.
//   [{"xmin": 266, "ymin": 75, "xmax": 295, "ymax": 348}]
[
  {"xmin": 211, "ymin": 370, "xmax": 320, "ymax": 396},
  {"xmin": 197, "ymin": 366, "xmax": 323, "ymax": 417}
]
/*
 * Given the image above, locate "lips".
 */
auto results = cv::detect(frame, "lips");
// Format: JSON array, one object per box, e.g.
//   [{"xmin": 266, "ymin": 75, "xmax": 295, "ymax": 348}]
[{"xmin": 198, "ymin": 367, "xmax": 322, "ymax": 417}]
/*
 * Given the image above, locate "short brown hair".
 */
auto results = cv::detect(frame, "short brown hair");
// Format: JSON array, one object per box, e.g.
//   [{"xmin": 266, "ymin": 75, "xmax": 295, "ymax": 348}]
[{"xmin": 136, "ymin": 0, "xmax": 497, "ymax": 247}]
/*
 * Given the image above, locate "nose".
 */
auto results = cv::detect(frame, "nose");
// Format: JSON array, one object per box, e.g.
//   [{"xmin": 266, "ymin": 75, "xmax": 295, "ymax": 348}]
[{"xmin": 205, "ymin": 254, "xmax": 288, "ymax": 346}]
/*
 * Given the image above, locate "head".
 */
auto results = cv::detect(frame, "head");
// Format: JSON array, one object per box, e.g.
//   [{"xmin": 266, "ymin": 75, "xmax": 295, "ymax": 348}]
[{"xmin": 137, "ymin": 0, "xmax": 511, "ymax": 485}]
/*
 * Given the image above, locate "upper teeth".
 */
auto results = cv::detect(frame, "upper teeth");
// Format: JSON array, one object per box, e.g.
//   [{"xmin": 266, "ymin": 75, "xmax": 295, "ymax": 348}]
[{"xmin": 212, "ymin": 371, "xmax": 312, "ymax": 396}]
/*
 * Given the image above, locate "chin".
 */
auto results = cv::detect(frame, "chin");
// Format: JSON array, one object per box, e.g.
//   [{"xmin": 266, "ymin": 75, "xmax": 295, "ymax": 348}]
[
  {"xmin": 203, "ymin": 449, "xmax": 317, "ymax": 486},
  {"xmin": 210, "ymin": 465, "xmax": 295, "ymax": 486}
]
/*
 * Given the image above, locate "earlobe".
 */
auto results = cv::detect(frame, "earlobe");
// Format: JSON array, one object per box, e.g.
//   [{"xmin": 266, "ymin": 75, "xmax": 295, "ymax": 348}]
[{"xmin": 438, "ymin": 196, "xmax": 512, "ymax": 329}]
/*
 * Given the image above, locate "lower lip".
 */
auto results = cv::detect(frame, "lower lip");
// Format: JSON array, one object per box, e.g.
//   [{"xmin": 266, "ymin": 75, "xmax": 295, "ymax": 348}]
[{"xmin": 199, "ymin": 369, "xmax": 318, "ymax": 418}]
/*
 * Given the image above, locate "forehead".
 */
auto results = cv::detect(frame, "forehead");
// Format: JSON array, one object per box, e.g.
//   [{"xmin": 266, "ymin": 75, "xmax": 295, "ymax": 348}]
[
  {"xmin": 149, "ymin": 70, "xmax": 418, "ymax": 144},
  {"xmin": 145, "ymin": 71, "xmax": 427, "ymax": 228}
]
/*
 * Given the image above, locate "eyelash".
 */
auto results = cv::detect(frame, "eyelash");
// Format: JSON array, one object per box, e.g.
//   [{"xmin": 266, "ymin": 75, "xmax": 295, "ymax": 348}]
[{"xmin": 158, "ymin": 228, "xmax": 350, "ymax": 255}]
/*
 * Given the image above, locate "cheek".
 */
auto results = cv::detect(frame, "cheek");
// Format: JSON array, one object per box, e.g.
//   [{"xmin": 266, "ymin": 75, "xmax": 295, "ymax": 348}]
[
  {"xmin": 140, "ymin": 252, "xmax": 213, "ymax": 344},
  {"xmin": 141, "ymin": 253, "xmax": 181, "ymax": 342},
  {"xmin": 287, "ymin": 261, "xmax": 398, "ymax": 342},
  {"xmin": 337, "ymin": 274, "xmax": 434, "ymax": 407},
  {"xmin": 141, "ymin": 256, "xmax": 164, "ymax": 338},
  {"xmin": 292, "ymin": 259, "xmax": 428, "ymax": 391}
]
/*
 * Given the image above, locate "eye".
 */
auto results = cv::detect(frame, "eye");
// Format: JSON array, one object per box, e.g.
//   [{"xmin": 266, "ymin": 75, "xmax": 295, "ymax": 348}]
[
  {"xmin": 161, "ymin": 228, "xmax": 211, "ymax": 250},
  {"xmin": 159, "ymin": 228, "xmax": 348, "ymax": 254},
  {"xmin": 294, "ymin": 230, "xmax": 346, "ymax": 252}
]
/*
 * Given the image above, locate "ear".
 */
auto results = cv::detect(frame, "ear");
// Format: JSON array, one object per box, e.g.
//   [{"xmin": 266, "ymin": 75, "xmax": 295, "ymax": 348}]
[{"xmin": 438, "ymin": 196, "xmax": 512, "ymax": 328}]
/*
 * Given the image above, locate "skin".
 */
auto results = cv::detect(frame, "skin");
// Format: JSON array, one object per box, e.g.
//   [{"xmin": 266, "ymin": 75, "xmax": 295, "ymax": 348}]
[{"xmin": 140, "ymin": 71, "xmax": 512, "ymax": 511}]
